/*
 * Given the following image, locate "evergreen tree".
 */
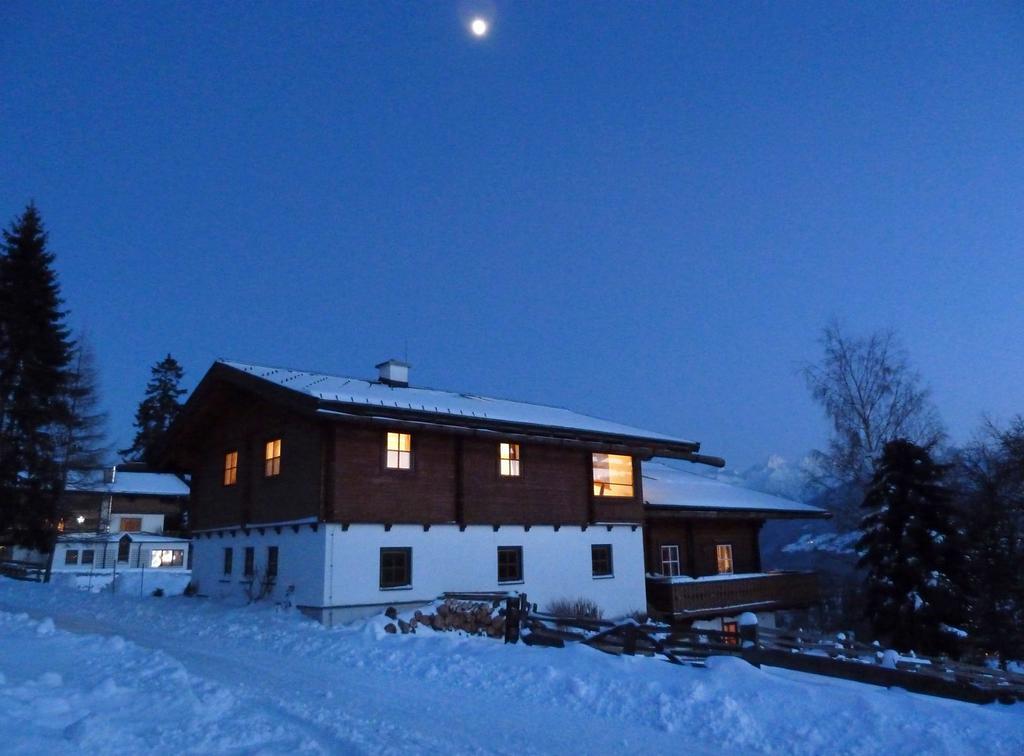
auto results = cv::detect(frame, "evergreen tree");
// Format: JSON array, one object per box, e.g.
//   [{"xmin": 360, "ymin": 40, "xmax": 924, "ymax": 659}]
[
  {"xmin": 0, "ymin": 204, "xmax": 74, "ymax": 548},
  {"xmin": 55, "ymin": 334, "xmax": 110, "ymax": 490},
  {"xmin": 857, "ymin": 439, "xmax": 964, "ymax": 655},
  {"xmin": 120, "ymin": 354, "xmax": 186, "ymax": 465}
]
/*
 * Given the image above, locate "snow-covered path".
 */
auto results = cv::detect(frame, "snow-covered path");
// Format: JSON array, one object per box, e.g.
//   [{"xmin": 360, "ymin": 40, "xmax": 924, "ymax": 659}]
[{"xmin": 1, "ymin": 580, "xmax": 1022, "ymax": 755}]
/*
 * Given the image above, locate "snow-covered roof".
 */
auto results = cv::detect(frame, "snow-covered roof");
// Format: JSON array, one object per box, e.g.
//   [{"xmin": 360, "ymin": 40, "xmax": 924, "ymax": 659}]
[
  {"xmin": 65, "ymin": 470, "xmax": 190, "ymax": 497},
  {"xmin": 220, "ymin": 360, "xmax": 697, "ymax": 448},
  {"xmin": 642, "ymin": 461, "xmax": 829, "ymax": 518},
  {"xmin": 57, "ymin": 532, "xmax": 190, "ymax": 545}
]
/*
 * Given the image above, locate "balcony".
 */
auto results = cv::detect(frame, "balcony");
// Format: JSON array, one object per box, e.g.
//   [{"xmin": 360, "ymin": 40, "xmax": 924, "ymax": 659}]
[{"xmin": 646, "ymin": 570, "xmax": 820, "ymax": 620}]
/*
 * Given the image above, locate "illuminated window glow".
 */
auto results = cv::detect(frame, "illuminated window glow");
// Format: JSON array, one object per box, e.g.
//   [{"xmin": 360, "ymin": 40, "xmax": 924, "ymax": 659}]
[
  {"xmin": 716, "ymin": 544, "xmax": 734, "ymax": 574},
  {"xmin": 499, "ymin": 442, "xmax": 520, "ymax": 477},
  {"xmin": 265, "ymin": 439, "xmax": 281, "ymax": 477},
  {"xmin": 386, "ymin": 432, "xmax": 412, "ymax": 469},
  {"xmin": 660, "ymin": 544, "xmax": 681, "ymax": 576},
  {"xmin": 224, "ymin": 450, "xmax": 238, "ymax": 486},
  {"xmin": 592, "ymin": 453, "xmax": 634, "ymax": 497},
  {"xmin": 120, "ymin": 517, "xmax": 142, "ymax": 533},
  {"xmin": 150, "ymin": 549, "xmax": 185, "ymax": 568}
]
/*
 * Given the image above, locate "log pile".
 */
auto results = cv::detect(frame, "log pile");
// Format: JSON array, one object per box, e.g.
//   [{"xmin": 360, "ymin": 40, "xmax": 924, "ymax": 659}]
[{"xmin": 382, "ymin": 599, "xmax": 507, "ymax": 638}]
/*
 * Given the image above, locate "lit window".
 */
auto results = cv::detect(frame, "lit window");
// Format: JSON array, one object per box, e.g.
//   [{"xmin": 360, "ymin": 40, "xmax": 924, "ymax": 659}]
[
  {"xmin": 497, "ymin": 546, "xmax": 523, "ymax": 583},
  {"xmin": 499, "ymin": 442, "xmax": 521, "ymax": 477},
  {"xmin": 591, "ymin": 544, "xmax": 613, "ymax": 577},
  {"xmin": 265, "ymin": 439, "xmax": 282, "ymax": 477},
  {"xmin": 722, "ymin": 621, "xmax": 739, "ymax": 645},
  {"xmin": 592, "ymin": 453, "xmax": 634, "ymax": 497},
  {"xmin": 716, "ymin": 544, "xmax": 734, "ymax": 574},
  {"xmin": 150, "ymin": 549, "xmax": 184, "ymax": 568},
  {"xmin": 386, "ymin": 432, "xmax": 412, "ymax": 470},
  {"xmin": 380, "ymin": 547, "xmax": 412, "ymax": 588},
  {"xmin": 224, "ymin": 451, "xmax": 238, "ymax": 486},
  {"xmin": 660, "ymin": 545, "xmax": 681, "ymax": 577},
  {"xmin": 65, "ymin": 549, "xmax": 79, "ymax": 565},
  {"xmin": 120, "ymin": 517, "xmax": 142, "ymax": 533}
]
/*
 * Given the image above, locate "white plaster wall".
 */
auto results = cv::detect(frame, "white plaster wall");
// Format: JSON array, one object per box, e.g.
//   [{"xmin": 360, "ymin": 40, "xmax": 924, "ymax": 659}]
[
  {"xmin": 323, "ymin": 524, "xmax": 647, "ymax": 619},
  {"xmin": 192, "ymin": 527, "xmax": 327, "ymax": 608}
]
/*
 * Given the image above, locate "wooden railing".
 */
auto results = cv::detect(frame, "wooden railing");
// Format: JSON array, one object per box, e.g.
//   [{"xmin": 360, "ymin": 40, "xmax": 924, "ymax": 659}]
[{"xmin": 647, "ymin": 571, "xmax": 819, "ymax": 619}]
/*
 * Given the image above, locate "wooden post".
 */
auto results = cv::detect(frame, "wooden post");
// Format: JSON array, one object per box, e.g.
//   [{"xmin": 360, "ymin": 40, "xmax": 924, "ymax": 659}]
[
  {"xmin": 623, "ymin": 625, "xmax": 637, "ymax": 656},
  {"xmin": 739, "ymin": 614, "xmax": 759, "ymax": 649},
  {"xmin": 504, "ymin": 597, "xmax": 520, "ymax": 644}
]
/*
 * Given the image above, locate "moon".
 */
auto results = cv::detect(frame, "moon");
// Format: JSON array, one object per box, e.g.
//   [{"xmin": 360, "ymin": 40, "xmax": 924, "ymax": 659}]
[{"xmin": 470, "ymin": 17, "xmax": 489, "ymax": 37}]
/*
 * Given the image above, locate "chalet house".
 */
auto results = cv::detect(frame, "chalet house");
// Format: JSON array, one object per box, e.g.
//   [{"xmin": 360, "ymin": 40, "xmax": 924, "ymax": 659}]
[
  {"xmin": 640, "ymin": 462, "xmax": 829, "ymax": 631},
  {"xmin": 163, "ymin": 359, "xmax": 730, "ymax": 624},
  {"xmin": 58, "ymin": 465, "xmax": 190, "ymax": 535}
]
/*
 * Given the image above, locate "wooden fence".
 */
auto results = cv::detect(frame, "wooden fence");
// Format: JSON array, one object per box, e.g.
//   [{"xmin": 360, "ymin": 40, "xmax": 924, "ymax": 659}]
[{"xmin": 505, "ymin": 598, "xmax": 1024, "ymax": 706}]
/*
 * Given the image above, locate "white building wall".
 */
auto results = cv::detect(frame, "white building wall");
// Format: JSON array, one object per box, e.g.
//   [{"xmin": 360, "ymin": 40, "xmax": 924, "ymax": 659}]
[
  {"xmin": 324, "ymin": 524, "xmax": 646, "ymax": 620},
  {"xmin": 191, "ymin": 527, "xmax": 327, "ymax": 609},
  {"xmin": 191, "ymin": 523, "xmax": 647, "ymax": 624}
]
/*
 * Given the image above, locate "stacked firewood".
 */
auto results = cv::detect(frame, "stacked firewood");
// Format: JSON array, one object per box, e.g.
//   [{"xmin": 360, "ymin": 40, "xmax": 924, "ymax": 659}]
[{"xmin": 383, "ymin": 599, "xmax": 507, "ymax": 638}]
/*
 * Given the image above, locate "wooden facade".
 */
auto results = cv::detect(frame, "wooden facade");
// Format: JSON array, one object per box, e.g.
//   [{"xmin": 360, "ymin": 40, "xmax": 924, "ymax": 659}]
[{"xmin": 169, "ymin": 365, "xmax": 660, "ymax": 532}]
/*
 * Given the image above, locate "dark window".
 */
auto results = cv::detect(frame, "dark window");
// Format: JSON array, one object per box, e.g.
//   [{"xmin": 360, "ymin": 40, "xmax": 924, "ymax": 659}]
[
  {"xmin": 82, "ymin": 549, "xmax": 95, "ymax": 565},
  {"xmin": 380, "ymin": 547, "xmax": 412, "ymax": 589},
  {"xmin": 591, "ymin": 544, "xmax": 613, "ymax": 577},
  {"xmin": 659, "ymin": 544, "xmax": 681, "ymax": 576},
  {"xmin": 267, "ymin": 546, "xmax": 279, "ymax": 578},
  {"xmin": 223, "ymin": 547, "xmax": 233, "ymax": 575},
  {"xmin": 65, "ymin": 549, "xmax": 79, "ymax": 565},
  {"xmin": 244, "ymin": 547, "xmax": 255, "ymax": 577},
  {"xmin": 118, "ymin": 535, "xmax": 131, "ymax": 562},
  {"xmin": 497, "ymin": 546, "xmax": 523, "ymax": 584}
]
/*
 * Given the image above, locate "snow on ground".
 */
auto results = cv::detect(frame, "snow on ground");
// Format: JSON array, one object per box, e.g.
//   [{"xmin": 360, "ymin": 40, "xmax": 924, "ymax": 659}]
[{"xmin": 0, "ymin": 579, "xmax": 1021, "ymax": 755}]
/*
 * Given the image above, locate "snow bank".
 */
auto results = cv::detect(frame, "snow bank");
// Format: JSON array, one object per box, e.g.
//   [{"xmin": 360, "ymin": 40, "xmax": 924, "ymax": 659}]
[{"xmin": 0, "ymin": 578, "xmax": 1021, "ymax": 755}]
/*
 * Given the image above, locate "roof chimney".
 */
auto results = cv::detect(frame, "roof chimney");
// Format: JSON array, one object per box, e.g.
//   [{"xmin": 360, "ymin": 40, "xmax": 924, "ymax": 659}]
[{"xmin": 375, "ymin": 359, "xmax": 410, "ymax": 387}]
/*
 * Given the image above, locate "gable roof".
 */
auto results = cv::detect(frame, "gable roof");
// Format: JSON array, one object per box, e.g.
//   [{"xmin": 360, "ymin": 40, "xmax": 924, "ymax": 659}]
[
  {"xmin": 171, "ymin": 360, "xmax": 721, "ymax": 464},
  {"xmin": 65, "ymin": 470, "xmax": 190, "ymax": 498},
  {"xmin": 642, "ymin": 460, "xmax": 830, "ymax": 519}
]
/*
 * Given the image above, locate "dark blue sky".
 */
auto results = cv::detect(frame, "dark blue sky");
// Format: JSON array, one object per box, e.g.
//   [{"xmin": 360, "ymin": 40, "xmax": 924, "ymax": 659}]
[{"xmin": 3, "ymin": 2, "xmax": 1022, "ymax": 469}]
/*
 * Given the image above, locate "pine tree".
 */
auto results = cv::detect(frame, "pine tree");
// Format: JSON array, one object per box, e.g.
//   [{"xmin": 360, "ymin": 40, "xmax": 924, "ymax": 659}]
[
  {"xmin": 0, "ymin": 204, "xmax": 74, "ymax": 548},
  {"xmin": 857, "ymin": 439, "xmax": 964, "ymax": 655},
  {"xmin": 120, "ymin": 354, "xmax": 186, "ymax": 465},
  {"xmin": 55, "ymin": 334, "xmax": 110, "ymax": 490}
]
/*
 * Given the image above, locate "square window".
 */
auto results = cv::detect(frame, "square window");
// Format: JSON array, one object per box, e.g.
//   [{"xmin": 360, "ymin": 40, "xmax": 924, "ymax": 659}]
[
  {"xmin": 497, "ymin": 546, "xmax": 523, "ymax": 584},
  {"xmin": 499, "ymin": 442, "xmax": 521, "ymax": 477},
  {"xmin": 716, "ymin": 544, "xmax": 734, "ymax": 574},
  {"xmin": 244, "ymin": 546, "xmax": 255, "ymax": 577},
  {"xmin": 64, "ymin": 549, "xmax": 79, "ymax": 565},
  {"xmin": 660, "ymin": 544, "xmax": 681, "ymax": 577},
  {"xmin": 592, "ymin": 453, "xmax": 634, "ymax": 497},
  {"xmin": 224, "ymin": 451, "xmax": 238, "ymax": 486},
  {"xmin": 223, "ymin": 547, "xmax": 233, "ymax": 576},
  {"xmin": 120, "ymin": 517, "xmax": 142, "ymax": 533},
  {"xmin": 265, "ymin": 439, "xmax": 282, "ymax": 477},
  {"xmin": 267, "ymin": 546, "xmax": 279, "ymax": 578},
  {"xmin": 82, "ymin": 549, "xmax": 95, "ymax": 565},
  {"xmin": 380, "ymin": 547, "xmax": 412, "ymax": 588},
  {"xmin": 591, "ymin": 544, "xmax": 613, "ymax": 577},
  {"xmin": 385, "ymin": 432, "xmax": 412, "ymax": 470}
]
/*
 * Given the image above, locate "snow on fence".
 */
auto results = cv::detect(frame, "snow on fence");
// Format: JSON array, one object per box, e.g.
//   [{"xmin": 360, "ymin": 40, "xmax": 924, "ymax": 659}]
[{"xmin": 506, "ymin": 604, "xmax": 1024, "ymax": 706}]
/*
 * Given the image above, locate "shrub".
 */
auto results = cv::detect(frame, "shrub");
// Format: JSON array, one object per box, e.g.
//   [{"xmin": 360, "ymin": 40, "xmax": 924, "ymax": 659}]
[
  {"xmin": 545, "ymin": 597, "xmax": 603, "ymax": 620},
  {"xmin": 183, "ymin": 581, "xmax": 198, "ymax": 597}
]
